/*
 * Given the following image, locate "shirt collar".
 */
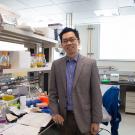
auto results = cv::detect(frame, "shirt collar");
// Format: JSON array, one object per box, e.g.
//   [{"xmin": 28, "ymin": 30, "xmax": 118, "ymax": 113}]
[{"xmin": 66, "ymin": 53, "xmax": 79, "ymax": 62}]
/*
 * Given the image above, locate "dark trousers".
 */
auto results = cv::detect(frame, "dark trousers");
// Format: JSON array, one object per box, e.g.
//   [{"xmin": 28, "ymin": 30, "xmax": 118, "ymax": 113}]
[{"xmin": 60, "ymin": 111, "xmax": 90, "ymax": 135}]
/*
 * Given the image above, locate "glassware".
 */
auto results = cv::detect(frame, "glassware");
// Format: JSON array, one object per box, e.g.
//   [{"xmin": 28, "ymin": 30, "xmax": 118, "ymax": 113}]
[{"xmin": 31, "ymin": 54, "xmax": 37, "ymax": 68}]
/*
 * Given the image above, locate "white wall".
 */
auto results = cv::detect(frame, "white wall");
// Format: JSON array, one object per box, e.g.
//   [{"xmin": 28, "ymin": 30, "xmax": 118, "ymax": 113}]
[
  {"xmin": 53, "ymin": 48, "xmax": 64, "ymax": 60},
  {"xmin": 75, "ymin": 25, "xmax": 88, "ymax": 57},
  {"xmin": 76, "ymin": 24, "xmax": 100, "ymax": 58},
  {"xmin": 76, "ymin": 24, "xmax": 135, "ymax": 72}
]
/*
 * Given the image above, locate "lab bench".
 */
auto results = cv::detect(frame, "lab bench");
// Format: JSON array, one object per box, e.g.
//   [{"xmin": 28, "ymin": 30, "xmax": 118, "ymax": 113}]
[{"xmin": 101, "ymin": 81, "xmax": 135, "ymax": 114}]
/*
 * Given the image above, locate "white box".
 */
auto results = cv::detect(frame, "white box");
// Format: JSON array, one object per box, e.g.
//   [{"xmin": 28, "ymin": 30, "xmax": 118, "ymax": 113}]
[
  {"xmin": 110, "ymin": 73, "xmax": 119, "ymax": 82},
  {"xmin": 10, "ymin": 51, "xmax": 31, "ymax": 68},
  {"xmin": 34, "ymin": 27, "xmax": 54, "ymax": 39}
]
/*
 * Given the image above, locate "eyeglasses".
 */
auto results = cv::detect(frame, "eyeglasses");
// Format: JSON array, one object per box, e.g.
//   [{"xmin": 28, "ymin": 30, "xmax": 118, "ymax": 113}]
[{"xmin": 62, "ymin": 38, "xmax": 78, "ymax": 45}]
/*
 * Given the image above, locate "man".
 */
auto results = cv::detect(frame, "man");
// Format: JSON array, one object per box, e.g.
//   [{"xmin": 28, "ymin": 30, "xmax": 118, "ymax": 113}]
[{"xmin": 49, "ymin": 27, "xmax": 102, "ymax": 135}]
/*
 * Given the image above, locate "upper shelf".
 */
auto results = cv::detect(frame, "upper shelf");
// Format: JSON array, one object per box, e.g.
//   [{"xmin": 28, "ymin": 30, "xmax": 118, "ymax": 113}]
[
  {"xmin": 2, "ymin": 63, "xmax": 52, "ymax": 74},
  {"xmin": 0, "ymin": 24, "xmax": 58, "ymax": 47}
]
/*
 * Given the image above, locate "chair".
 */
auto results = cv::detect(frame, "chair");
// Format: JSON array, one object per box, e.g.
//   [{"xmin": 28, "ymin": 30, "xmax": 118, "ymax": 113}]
[{"xmin": 97, "ymin": 86, "xmax": 121, "ymax": 135}]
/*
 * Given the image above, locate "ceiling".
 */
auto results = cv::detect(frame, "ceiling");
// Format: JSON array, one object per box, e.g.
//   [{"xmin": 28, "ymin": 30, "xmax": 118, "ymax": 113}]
[{"xmin": 0, "ymin": 0, "xmax": 135, "ymax": 27}]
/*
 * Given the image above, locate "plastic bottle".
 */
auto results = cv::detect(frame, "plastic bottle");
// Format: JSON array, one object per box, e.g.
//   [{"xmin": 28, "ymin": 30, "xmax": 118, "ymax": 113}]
[
  {"xmin": 1, "ymin": 51, "xmax": 10, "ymax": 68},
  {"xmin": 0, "ymin": 101, "xmax": 7, "ymax": 128},
  {"xmin": 37, "ymin": 54, "xmax": 42, "ymax": 67},
  {"xmin": 20, "ymin": 96, "xmax": 26, "ymax": 110},
  {"xmin": 31, "ymin": 54, "xmax": 37, "ymax": 68},
  {"xmin": 42, "ymin": 54, "xmax": 46, "ymax": 67}
]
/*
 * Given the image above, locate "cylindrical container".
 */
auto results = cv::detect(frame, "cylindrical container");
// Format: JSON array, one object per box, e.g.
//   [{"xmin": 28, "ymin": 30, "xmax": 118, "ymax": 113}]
[
  {"xmin": 2, "ymin": 94, "xmax": 15, "ymax": 101},
  {"xmin": 31, "ymin": 54, "xmax": 37, "ymax": 68},
  {"xmin": 20, "ymin": 96, "xmax": 26, "ymax": 110},
  {"xmin": 0, "ymin": 101, "xmax": 7, "ymax": 128}
]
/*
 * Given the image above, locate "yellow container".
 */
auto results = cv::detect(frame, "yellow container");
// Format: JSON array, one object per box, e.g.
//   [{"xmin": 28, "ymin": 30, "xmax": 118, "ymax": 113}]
[{"xmin": 2, "ymin": 95, "xmax": 15, "ymax": 101}]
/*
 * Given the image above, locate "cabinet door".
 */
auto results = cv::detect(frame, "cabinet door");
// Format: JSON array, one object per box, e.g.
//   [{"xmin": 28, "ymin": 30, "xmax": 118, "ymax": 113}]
[{"xmin": 125, "ymin": 91, "xmax": 135, "ymax": 113}]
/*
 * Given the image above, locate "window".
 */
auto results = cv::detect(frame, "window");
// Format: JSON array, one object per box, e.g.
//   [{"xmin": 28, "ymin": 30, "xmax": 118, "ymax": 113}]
[{"xmin": 100, "ymin": 16, "xmax": 135, "ymax": 60}]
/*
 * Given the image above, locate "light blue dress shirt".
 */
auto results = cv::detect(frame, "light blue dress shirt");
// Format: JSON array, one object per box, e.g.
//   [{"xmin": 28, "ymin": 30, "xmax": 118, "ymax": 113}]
[{"xmin": 66, "ymin": 54, "xmax": 79, "ymax": 111}]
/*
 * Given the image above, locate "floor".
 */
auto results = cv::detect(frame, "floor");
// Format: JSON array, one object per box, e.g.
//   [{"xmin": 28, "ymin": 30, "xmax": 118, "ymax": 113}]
[{"xmin": 100, "ymin": 112, "xmax": 135, "ymax": 135}]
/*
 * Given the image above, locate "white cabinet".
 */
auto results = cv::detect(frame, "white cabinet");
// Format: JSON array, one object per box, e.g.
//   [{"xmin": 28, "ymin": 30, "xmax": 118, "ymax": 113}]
[{"xmin": 125, "ymin": 91, "xmax": 135, "ymax": 113}]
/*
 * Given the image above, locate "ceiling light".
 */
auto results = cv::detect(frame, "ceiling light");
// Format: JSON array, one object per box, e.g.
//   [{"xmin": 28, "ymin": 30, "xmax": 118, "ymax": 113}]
[
  {"xmin": 0, "ymin": 41, "xmax": 28, "ymax": 51},
  {"xmin": 94, "ymin": 9, "xmax": 119, "ymax": 17}
]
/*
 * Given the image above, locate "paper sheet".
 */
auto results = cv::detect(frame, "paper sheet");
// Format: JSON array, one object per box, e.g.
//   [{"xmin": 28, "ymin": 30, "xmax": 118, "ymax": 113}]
[
  {"xmin": 17, "ymin": 112, "xmax": 52, "ymax": 128},
  {"xmin": 0, "ymin": 123, "xmax": 15, "ymax": 133},
  {"xmin": 2, "ymin": 123, "xmax": 39, "ymax": 135}
]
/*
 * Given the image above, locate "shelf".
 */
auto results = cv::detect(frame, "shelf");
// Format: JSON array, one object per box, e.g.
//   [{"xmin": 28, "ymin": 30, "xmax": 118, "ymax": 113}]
[
  {"xmin": 2, "ymin": 64, "xmax": 52, "ymax": 74},
  {"xmin": 0, "ymin": 24, "xmax": 58, "ymax": 46}
]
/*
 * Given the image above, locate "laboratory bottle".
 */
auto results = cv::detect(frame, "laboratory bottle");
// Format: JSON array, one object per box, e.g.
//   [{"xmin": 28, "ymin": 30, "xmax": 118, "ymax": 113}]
[{"xmin": 0, "ymin": 101, "xmax": 7, "ymax": 128}]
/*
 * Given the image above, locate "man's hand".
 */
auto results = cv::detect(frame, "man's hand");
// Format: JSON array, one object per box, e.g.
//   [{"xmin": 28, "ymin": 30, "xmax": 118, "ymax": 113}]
[
  {"xmin": 90, "ymin": 123, "xmax": 100, "ymax": 135},
  {"xmin": 52, "ymin": 114, "xmax": 64, "ymax": 125}
]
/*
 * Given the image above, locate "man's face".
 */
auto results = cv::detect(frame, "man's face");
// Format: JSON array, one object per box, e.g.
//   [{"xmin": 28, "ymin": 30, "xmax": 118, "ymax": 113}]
[{"xmin": 61, "ymin": 32, "xmax": 80, "ymax": 58}]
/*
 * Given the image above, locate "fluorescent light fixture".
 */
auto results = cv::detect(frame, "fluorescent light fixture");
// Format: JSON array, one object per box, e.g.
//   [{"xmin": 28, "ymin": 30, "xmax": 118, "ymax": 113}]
[
  {"xmin": 94, "ymin": 9, "xmax": 119, "ymax": 17},
  {"xmin": 0, "ymin": 41, "xmax": 28, "ymax": 51}
]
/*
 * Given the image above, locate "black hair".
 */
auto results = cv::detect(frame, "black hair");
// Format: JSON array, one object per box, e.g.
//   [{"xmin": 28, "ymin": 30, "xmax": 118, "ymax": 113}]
[{"xmin": 59, "ymin": 27, "xmax": 80, "ymax": 42}]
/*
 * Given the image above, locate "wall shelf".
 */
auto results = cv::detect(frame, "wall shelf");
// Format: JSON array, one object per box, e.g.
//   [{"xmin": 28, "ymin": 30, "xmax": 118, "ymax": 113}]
[{"xmin": 0, "ymin": 24, "xmax": 58, "ymax": 46}]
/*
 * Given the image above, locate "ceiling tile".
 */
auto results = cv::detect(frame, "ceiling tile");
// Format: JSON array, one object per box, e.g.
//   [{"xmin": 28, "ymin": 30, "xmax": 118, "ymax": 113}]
[
  {"xmin": 94, "ymin": 0, "xmax": 118, "ymax": 9},
  {"xmin": 28, "ymin": 5, "xmax": 64, "ymax": 14},
  {"xmin": 119, "ymin": 6, "xmax": 135, "ymax": 15},
  {"xmin": 74, "ymin": 17, "xmax": 98, "ymax": 25},
  {"xmin": 51, "ymin": 0, "xmax": 85, "ymax": 4},
  {"xmin": 0, "ymin": 0, "xmax": 26, "ymax": 10},
  {"xmin": 57, "ymin": 1, "xmax": 93, "ymax": 13},
  {"xmin": 17, "ymin": 7, "xmax": 66, "ymax": 26},
  {"xmin": 17, "ymin": 9, "xmax": 37, "ymax": 17},
  {"xmin": 56, "ymin": 0, "xmax": 119, "ymax": 14},
  {"xmin": 118, "ymin": 0, "xmax": 134, "ymax": 7},
  {"xmin": 18, "ymin": 0, "xmax": 53, "ymax": 8},
  {"xmin": 74, "ymin": 11, "xmax": 95, "ymax": 19}
]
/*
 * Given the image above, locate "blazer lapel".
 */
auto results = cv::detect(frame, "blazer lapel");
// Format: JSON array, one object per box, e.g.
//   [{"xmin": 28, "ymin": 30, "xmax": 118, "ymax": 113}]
[
  {"xmin": 73, "ymin": 55, "xmax": 85, "ymax": 89},
  {"xmin": 60, "ymin": 57, "xmax": 67, "ymax": 92}
]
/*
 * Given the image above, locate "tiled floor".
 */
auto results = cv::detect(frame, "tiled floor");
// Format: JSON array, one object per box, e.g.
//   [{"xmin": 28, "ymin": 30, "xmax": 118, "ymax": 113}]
[
  {"xmin": 99, "ymin": 112, "xmax": 135, "ymax": 135},
  {"xmin": 119, "ymin": 113, "xmax": 135, "ymax": 135}
]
